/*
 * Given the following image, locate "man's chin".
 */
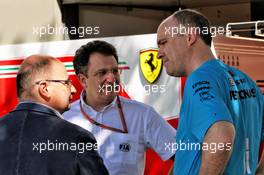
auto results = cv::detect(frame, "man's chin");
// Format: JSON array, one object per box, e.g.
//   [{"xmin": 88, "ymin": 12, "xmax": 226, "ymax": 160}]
[
  {"xmin": 62, "ymin": 104, "xmax": 71, "ymax": 113},
  {"xmin": 101, "ymin": 92, "xmax": 117, "ymax": 101},
  {"xmin": 166, "ymin": 69, "xmax": 182, "ymax": 77},
  {"xmin": 166, "ymin": 69, "xmax": 175, "ymax": 76}
]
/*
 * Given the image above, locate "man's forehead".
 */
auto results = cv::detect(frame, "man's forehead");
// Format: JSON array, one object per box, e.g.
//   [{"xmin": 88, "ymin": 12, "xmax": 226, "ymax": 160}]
[
  {"xmin": 88, "ymin": 53, "xmax": 117, "ymax": 69},
  {"xmin": 158, "ymin": 16, "xmax": 178, "ymax": 34},
  {"xmin": 90, "ymin": 52, "xmax": 115, "ymax": 61},
  {"xmin": 166, "ymin": 16, "xmax": 179, "ymax": 26}
]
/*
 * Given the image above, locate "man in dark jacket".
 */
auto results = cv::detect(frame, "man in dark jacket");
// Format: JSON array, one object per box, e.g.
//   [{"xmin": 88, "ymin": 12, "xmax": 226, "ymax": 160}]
[{"xmin": 0, "ymin": 55, "xmax": 108, "ymax": 175}]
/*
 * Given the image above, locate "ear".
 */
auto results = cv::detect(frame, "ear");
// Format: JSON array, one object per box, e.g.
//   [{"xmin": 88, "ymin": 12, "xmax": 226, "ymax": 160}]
[
  {"xmin": 186, "ymin": 31, "xmax": 197, "ymax": 46},
  {"xmin": 38, "ymin": 81, "xmax": 51, "ymax": 101},
  {"xmin": 78, "ymin": 73, "xmax": 88, "ymax": 88}
]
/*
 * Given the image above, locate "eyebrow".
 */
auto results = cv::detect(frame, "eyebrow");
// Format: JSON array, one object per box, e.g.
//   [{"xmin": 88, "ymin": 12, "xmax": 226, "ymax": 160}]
[{"xmin": 157, "ymin": 38, "xmax": 167, "ymax": 45}]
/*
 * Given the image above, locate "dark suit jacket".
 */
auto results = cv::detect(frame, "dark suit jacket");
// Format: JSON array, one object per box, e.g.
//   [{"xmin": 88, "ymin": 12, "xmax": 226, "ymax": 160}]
[{"xmin": 0, "ymin": 102, "xmax": 108, "ymax": 175}]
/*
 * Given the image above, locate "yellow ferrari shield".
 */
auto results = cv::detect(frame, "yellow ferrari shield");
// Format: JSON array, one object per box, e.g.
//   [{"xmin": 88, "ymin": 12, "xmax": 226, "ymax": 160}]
[{"xmin": 140, "ymin": 49, "xmax": 162, "ymax": 84}]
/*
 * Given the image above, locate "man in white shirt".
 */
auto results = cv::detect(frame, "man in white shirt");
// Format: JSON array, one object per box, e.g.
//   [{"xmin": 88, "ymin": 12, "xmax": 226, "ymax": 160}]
[{"xmin": 63, "ymin": 40, "xmax": 176, "ymax": 175}]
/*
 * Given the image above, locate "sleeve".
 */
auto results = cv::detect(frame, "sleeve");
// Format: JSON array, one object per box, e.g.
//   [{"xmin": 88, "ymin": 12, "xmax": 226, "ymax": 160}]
[
  {"xmin": 144, "ymin": 107, "xmax": 176, "ymax": 161},
  {"xmin": 75, "ymin": 134, "xmax": 109, "ymax": 175},
  {"xmin": 187, "ymin": 73, "xmax": 233, "ymax": 142}
]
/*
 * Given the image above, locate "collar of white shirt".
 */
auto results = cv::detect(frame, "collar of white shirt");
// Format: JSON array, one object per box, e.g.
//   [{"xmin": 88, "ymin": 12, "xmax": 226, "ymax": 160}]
[{"xmin": 80, "ymin": 90, "xmax": 118, "ymax": 117}]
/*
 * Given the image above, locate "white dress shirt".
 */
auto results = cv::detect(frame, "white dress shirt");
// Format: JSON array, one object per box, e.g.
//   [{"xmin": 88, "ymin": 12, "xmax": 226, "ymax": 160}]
[{"xmin": 63, "ymin": 91, "xmax": 176, "ymax": 175}]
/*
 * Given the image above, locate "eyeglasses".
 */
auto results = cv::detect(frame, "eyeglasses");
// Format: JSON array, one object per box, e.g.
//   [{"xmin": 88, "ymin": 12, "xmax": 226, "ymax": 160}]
[
  {"xmin": 35, "ymin": 79, "xmax": 73, "ymax": 87},
  {"xmin": 91, "ymin": 68, "xmax": 120, "ymax": 78}
]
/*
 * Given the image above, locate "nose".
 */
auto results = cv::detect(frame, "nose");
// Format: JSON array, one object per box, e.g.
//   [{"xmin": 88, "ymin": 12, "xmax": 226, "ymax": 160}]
[
  {"xmin": 157, "ymin": 48, "xmax": 164, "ymax": 60},
  {"xmin": 105, "ymin": 71, "xmax": 118, "ymax": 83},
  {"xmin": 70, "ymin": 84, "xmax": 77, "ymax": 95}
]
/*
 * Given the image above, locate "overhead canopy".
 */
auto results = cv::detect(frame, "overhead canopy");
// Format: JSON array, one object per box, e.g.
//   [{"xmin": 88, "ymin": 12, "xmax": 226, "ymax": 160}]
[{"xmin": 62, "ymin": 0, "xmax": 249, "ymax": 8}]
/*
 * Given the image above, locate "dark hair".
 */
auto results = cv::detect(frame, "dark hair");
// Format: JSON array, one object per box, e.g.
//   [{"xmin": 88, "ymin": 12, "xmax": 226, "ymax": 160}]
[
  {"xmin": 16, "ymin": 58, "xmax": 52, "ymax": 98},
  {"xmin": 73, "ymin": 40, "xmax": 119, "ymax": 75},
  {"xmin": 173, "ymin": 9, "xmax": 212, "ymax": 46}
]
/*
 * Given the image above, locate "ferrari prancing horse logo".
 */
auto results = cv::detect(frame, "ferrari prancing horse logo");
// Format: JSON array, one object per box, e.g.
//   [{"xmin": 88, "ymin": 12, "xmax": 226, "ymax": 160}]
[{"xmin": 140, "ymin": 49, "xmax": 163, "ymax": 84}]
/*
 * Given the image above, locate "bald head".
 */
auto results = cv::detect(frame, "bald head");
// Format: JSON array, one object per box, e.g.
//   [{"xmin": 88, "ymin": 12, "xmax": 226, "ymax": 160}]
[
  {"xmin": 16, "ymin": 55, "xmax": 61, "ymax": 99},
  {"xmin": 158, "ymin": 9, "xmax": 212, "ymax": 46},
  {"xmin": 157, "ymin": 9, "xmax": 215, "ymax": 77}
]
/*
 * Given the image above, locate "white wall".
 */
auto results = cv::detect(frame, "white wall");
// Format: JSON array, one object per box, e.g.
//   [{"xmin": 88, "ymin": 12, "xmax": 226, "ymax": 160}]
[
  {"xmin": 0, "ymin": 0, "xmax": 64, "ymax": 45},
  {"xmin": 0, "ymin": 1, "xmax": 250, "ymax": 45}
]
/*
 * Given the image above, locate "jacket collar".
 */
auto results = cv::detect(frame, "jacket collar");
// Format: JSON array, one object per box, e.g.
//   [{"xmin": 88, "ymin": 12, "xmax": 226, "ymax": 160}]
[{"xmin": 14, "ymin": 101, "xmax": 63, "ymax": 118}]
